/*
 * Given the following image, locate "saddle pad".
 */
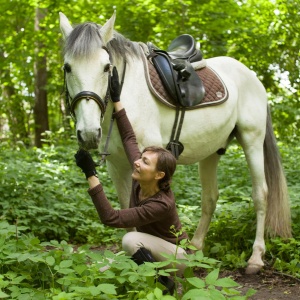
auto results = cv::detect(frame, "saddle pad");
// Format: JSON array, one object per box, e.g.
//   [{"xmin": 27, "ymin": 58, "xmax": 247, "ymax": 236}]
[{"xmin": 142, "ymin": 49, "xmax": 228, "ymax": 110}]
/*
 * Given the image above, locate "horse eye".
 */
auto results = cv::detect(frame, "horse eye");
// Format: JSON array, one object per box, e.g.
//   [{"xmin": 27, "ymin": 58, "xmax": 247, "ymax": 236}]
[
  {"xmin": 63, "ymin": 63, "xmax": 72, "ymax": 73},
  {"xmin": 104, "ymin": 64, "xmax": 111, "ymax": 72}
]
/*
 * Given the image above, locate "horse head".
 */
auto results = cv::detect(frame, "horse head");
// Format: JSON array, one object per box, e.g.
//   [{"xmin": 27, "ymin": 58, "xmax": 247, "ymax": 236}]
[{"xmin": 59, "ymin": 12, "xmax": 116, "ymax": 149}]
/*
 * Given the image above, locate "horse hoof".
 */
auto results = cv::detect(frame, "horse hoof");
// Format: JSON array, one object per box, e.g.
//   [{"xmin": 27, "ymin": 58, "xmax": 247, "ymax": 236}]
[{"xmin": 245, "ymin": 264, "xmax": 262, "ymax": 275}]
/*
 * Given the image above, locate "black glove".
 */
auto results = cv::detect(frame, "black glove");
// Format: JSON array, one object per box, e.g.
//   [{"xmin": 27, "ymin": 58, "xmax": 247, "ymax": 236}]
[
  {"xmin": 75, "ymin": 149, "xmax": 97, "ymax": 179},
  {"xmin": 110, "ymin": 66, "xmax": 120, "ymax": 102}
]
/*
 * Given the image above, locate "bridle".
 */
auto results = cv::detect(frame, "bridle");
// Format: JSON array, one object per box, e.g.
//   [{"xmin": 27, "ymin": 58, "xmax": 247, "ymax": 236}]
[
  {"xmin": 63, "ymin": 46, "xmax": 127, "ymax": 164},
  {"xmin": 64, "ymin": 46, "xmax": 112, "ymax": 122},
  {"xmin": 67, "ymin": 90, "xmax": 109, "ymax": 121}
]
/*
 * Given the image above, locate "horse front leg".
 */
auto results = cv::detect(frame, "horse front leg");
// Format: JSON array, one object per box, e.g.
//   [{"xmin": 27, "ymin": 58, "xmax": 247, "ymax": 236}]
[
  {"xmin": 190, "ymin": 154, "xmax": 220, "ymax": 250},
  {"xmin": 106, "ymin": 159, "xmax": 133, "ymax": 209}
]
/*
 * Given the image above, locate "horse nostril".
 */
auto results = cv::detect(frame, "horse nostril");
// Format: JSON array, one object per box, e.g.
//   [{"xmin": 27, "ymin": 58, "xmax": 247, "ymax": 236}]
[{"xmin": 77, "ymin": 130, "xmax": 84, "ymax": 144}]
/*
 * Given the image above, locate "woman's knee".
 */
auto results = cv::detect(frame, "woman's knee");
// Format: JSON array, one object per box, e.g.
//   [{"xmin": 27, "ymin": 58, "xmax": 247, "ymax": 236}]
[{"xmin": 122, "ymin": 232, "xmax": 142, "ymax": 255}]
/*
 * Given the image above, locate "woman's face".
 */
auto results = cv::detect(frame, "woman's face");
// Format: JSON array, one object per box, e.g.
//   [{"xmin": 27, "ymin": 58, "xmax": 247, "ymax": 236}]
[{"xmin": 132, "ymin": 151, "xmax": 161, "ymax": 183}]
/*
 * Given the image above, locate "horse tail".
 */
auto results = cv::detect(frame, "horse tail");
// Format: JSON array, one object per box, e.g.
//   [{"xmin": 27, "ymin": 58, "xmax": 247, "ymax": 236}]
[{"xmin": 264, "ymin": 105, "xmax": 292, "ymax": 238}]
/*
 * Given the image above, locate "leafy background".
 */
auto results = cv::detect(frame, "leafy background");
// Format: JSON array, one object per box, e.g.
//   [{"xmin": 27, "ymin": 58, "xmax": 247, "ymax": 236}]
[
  {"xmin": 0, "ymin": 0, "xmax": 299, "ymax": 298},
  {"xmin": 0, "ymin": 0, "xmax": 299, "ymax": 145}
]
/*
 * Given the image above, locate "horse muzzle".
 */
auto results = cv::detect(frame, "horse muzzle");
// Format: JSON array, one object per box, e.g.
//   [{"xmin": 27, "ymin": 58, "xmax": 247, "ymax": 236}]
[
  {"xmin": 77, "ymin": 127, "xmax": 102, "ymax": 150},
  {"xmin": 70, "ymin": 91, "xmax": 106, "ymax": 149}
]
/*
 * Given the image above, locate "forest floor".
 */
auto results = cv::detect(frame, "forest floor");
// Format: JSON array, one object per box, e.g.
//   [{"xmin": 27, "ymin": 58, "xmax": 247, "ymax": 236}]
[
  {"xmin": 216, "ymin": 268, "xmax": 300, "ymax": 300},
  {"xmin": 92, "ymin": 245, "xmax": 300, "ymax": 299}
]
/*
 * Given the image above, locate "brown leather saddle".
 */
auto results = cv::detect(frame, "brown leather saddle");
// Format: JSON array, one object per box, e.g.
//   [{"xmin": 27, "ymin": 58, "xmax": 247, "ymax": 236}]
[
  {"xmin": 139, "ymin": 35, "xmax": 228, "ymax": 159},
  {"xmin": 147, "ymin": 34, "xmax": 205, "ymax": 107},
  {"xmin": 144, "ymin": 34, "xmax": 228, "ymax": 109}
]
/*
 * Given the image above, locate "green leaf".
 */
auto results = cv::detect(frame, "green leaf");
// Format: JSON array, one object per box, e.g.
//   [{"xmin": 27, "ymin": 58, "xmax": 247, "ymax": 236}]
[
  {"xmin": 0, "ymin": 236, "xmax": 6, "ymax": 247},
  {"xmin": 161, "ymin": 295, "xmax": 176, "ymax": 300},
  {"xmin": 215, "ymin": 277, "xmax": 239, "ymax": 288},
  {"xmin": 209, "ymin": 288, "xmax": 226, "ymax": 300},
  {"xmin": 70, "ymin": 287, "xmax": 90, "ymax": 295},
  {"xmin": 30, "ymin": 237, "xmax": 40, "ymax": 246},
  {"xmin": 129, "ymin": 274, "xmax": 139, "ymax": 283},
  {"xmin": 28, "ymin": 256, "xmax": 45, "ymax": 263},
  {"xmin": 57, "ymin": 268, "xmax": 74, "ymax": 275},
  {"xmin": 181, "ymin": 288, "xmax": 210, "ymax": 300},
  {"xmin": 187, "ymin": 277, "xmax": 206, "ymax": 288},
  {"xmin": 46, "ymin": 256, "xmax": 55, "ymax": 266},
  {"xmin": 59, "ymin": 259, "xmax": 73, "ymax": 268},
  {"xmin": 194, "ymin": 251, "xmax": 204, "ymax": 260},
  {"xmin": 0, "ymin": 290, "xmax": 9, "ymax": 298},
  {"xmin": 98, "ymin": 283, "xmax": 117, "ymax": 295},
  {"xmin": 10, "ymin": 275, "xmax": 26, "ymax": 284},
  {"xmin": 154, "ymin": 287, "xmax": 163, "ymax": 298},
  {"xmin": 245, "ymin": 288, "xmax": 257, "ymax": 297},
  {"xmin": 205, "ymin": 268, "xmax": 219, "ymax": 285},
  {"xmin": 89, "ymin": 286, "xmax": 100, "ymax": 296},
  {"xmin": 53, "ymin": 292, "xmax": 77, "ymax": 300},
  {"xmin": 74, "ymin": 264, "xmax": 87, "ymax": 275},
  {"xmin": 146, "ymin": 292, "xmax": 155, "ymax": 300},
  {"xmin": 17, "ymin": 253, "xmax": 31, "ymax": 262}
]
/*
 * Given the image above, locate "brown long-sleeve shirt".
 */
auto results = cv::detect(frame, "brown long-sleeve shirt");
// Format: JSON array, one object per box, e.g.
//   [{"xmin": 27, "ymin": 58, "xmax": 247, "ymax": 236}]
[{"xmin": 88, "ymin": 109, "xmax": 188, "ymax": 244}]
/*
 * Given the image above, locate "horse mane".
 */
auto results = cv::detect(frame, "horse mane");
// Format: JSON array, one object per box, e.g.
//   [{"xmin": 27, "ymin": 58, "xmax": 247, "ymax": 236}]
[{"xmin": 64, "ymin": 22, "xmax": 141, "ymax": 62}]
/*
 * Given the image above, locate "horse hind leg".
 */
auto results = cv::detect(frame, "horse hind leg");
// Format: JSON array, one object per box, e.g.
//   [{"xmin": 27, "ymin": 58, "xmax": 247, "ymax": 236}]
[
  {"xmin": 236, "ymin": 132, "xmax": 268, "ymax": 274},
  {"xmin": 190, "ymin": 153, "xmax": 220, "ymax": 250},
  {"xmin": 238, "ymin": 106, "xmax": 291, "ymax": 274}
]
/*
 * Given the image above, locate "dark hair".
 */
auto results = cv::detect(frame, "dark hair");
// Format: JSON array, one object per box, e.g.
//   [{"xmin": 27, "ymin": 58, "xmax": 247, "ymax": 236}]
[{"xmin": 142, "ymin": 146, "xmax": 177, "ymax": 192}]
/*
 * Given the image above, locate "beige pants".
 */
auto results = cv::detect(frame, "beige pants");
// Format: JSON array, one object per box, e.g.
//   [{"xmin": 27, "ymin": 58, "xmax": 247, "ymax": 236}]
[{"xmin": 122, "ymin": 231, "xmax": 187, "ymax": 274}]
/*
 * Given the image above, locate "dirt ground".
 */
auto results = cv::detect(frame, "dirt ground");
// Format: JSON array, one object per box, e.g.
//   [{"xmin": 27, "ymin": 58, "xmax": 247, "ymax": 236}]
[{"xmin": 218, "ymin": 268, "xmax": 300, "ymax": 300}]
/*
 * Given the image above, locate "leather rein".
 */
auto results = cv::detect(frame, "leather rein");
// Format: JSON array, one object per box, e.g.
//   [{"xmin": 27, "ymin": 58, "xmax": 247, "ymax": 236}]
[{"xmin": 63, "ymin": 46, "xmax": 127, "ymax": 164}]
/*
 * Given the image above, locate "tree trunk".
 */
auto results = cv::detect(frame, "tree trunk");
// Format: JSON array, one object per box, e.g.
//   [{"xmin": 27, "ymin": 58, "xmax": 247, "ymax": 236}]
[{"xmin": 34, "ymin": 8, "xmax": 49, "ymax": 148}]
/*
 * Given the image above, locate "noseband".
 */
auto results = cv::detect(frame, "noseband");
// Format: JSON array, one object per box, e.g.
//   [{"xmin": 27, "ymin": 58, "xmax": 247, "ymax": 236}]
[
  {"xmin": 67, "ymin": 89, "xmax": 110, "ymax": 121},
  {"xmin": 64, "ymin": 69, "xmax": 111, "ymax": 122}
]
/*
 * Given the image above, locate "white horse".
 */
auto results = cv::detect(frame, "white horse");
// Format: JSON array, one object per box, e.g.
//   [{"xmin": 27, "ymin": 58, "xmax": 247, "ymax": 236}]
[{"xmin": 59, "ymin": 12, "xmax": 291, "ymax": 274}]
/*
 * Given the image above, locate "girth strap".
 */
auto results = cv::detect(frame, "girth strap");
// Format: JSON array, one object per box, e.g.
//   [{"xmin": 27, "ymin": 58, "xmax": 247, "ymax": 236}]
[{"xmin": 166, "ymin": 106, "xmax": 185, "ymax": 159}]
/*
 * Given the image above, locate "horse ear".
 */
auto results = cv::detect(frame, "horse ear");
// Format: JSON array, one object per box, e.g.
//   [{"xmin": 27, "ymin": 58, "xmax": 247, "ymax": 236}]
[
  {"xmin": 99, "ymin": 11, "xmax": 116, "ymax": 45},
  {"xmin": 59, "ymin": 12, "xmax": 73, "ymax": 39}
]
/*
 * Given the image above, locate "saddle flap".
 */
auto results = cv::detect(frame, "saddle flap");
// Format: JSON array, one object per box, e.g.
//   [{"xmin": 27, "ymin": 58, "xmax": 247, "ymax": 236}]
[
  {"xmin": 175, "ymin": 60, "xmax": 205, "ymax": 106},
  {"xmin": 149, "ymin": 50, "xmax": 205, "ymax": 107},
  {"xmin": 150, "ymin": 51, "xmax": 181, "ymax": 102}
]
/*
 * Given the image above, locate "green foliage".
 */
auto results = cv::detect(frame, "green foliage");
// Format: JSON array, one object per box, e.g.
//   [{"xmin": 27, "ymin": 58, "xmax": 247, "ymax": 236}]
[
  {"xmin": 1, "ymin": 141, "xmax": 300, "ymax": 273},
  {"xmin": 0, "ymin": 139, "xmax": 122, "ymax": 245},
  {"xmin": 0, "ymin": 1, "xmax": 299, "ymax": 296},
  {"xmin": 0, "ymin": 220, "xmax": 255, "ymax": 299},
  {"xmin": 172, "ymin": 142, "xmax": 300, "ymax": 273},
  {"xmin": 0, "ymin": 0, "xmax": 299, "ymax": 145},
  {"xmin": 266, "ymin": 238, "xmax": 300, "ymax": 278}
]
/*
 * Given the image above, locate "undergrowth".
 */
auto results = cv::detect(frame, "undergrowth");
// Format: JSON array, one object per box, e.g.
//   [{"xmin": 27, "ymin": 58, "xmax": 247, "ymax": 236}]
[
  {"xmin": 0, "ymin": 141, "xmax": 300, "ymax": 297},
  {"xmin": 0, "ymin": 221, "xmax": 256, "ymax": 299}
]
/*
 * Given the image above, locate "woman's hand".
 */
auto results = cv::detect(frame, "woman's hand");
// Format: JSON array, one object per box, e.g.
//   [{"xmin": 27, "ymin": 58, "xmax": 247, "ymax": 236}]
[
  {"xmin": 74, "ymin": 149, "xmax": 98, "ymax": 179},
  {"xmin": 110, "ymin": 67, "xmax": 124, "ymax": 112},
  {"xmin": 110, "ymin": 67, "xmax": 120, "ymax": 102}
]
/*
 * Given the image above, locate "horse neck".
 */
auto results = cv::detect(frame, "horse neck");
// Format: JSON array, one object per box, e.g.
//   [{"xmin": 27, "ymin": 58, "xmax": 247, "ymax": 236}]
[{"xmin": 116, "ymin": 56, "xmax": 152, "ymax": 111}]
